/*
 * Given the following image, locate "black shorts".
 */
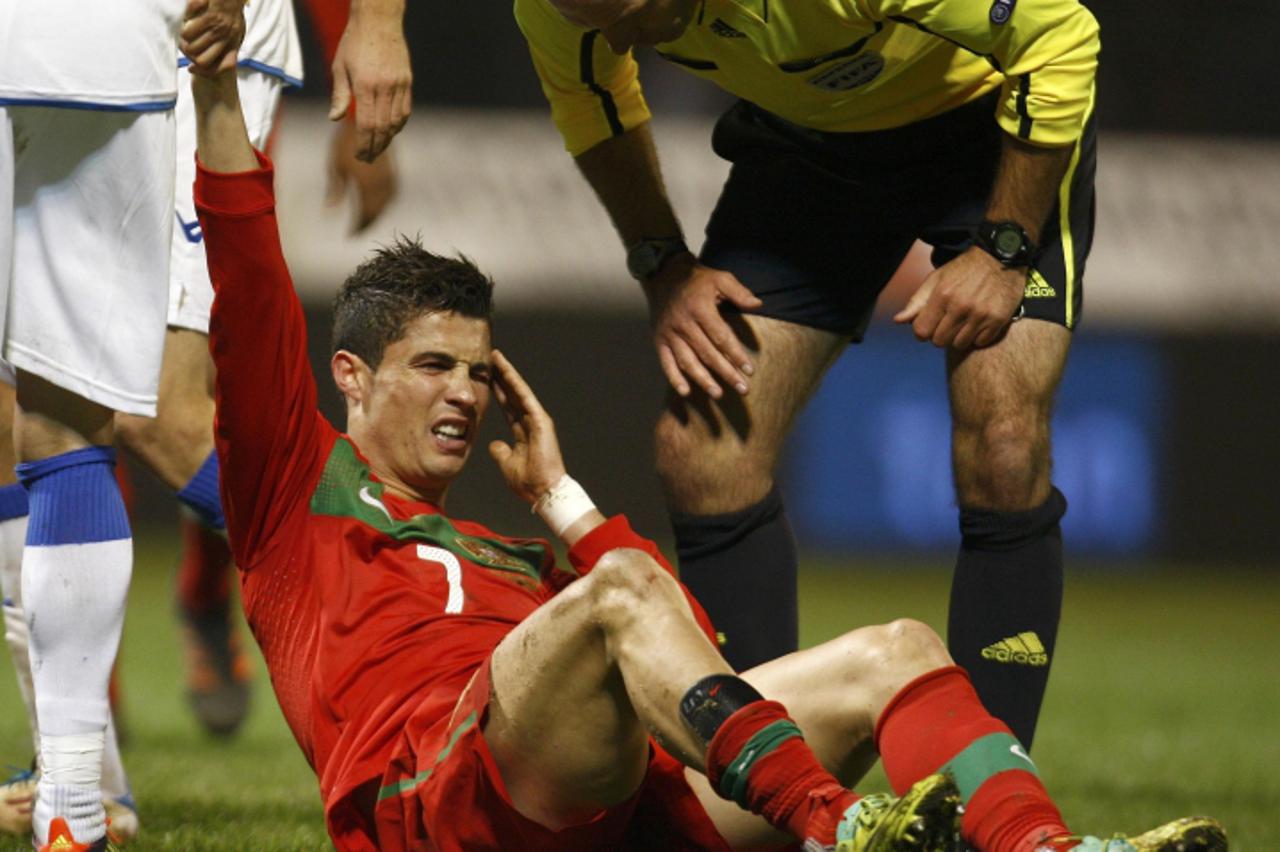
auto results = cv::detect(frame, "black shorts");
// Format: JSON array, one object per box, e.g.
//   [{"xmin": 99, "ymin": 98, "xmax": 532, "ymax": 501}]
[{"xmin": 699, "ymin": 94, "xmax": 1096, "ymax": 339}]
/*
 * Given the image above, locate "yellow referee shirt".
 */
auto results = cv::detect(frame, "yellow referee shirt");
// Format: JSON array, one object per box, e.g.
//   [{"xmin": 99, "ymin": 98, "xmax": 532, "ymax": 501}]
[{"xmin": 515, "ymin": 0, "xmax": 1099, "ymax": 156}]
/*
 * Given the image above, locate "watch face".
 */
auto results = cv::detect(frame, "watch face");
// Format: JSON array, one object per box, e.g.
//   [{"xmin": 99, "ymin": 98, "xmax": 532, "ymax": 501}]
[
  {"xmin": 627, "ymin": 244, "xmax": 660, "ymax": 279},
  {"xmin": 994, "ymin": 227, "xmax": 1024, "ymax": 257}
]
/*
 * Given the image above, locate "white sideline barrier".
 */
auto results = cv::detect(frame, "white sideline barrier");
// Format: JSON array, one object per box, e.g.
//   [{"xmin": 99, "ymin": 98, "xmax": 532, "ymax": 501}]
[{"xmin": 272, "ymin": 103, "xmax": 1280, "ymax": 329}]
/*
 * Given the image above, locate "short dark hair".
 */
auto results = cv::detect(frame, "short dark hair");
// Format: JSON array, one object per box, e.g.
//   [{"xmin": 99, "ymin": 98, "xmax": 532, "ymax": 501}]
[{"xmin": 331, "ymin": 236, "xmax": 495, "ymax": 370}]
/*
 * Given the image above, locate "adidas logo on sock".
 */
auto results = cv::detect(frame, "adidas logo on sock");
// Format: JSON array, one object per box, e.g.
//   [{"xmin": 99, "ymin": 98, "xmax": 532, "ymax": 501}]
[{"xmin": 981, "ymin": 632, "xmax": 1049, "ymax": 666}]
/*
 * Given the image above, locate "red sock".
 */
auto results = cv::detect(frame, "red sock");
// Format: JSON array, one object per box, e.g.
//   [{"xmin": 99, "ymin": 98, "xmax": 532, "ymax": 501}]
[
  {"xmin": 875, "ymin": 666, "xmax": 1070, "ymax": 852},
  {"xmin": 705, "ymin": 700, "xmax": 856, "ymax": 841},
  {"xmin": 176, "ymin": 514, "xmax": 233, "ymax": 615}
]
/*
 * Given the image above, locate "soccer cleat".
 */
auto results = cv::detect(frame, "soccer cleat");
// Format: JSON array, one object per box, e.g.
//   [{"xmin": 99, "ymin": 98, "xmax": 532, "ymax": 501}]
[
  {"xmin": 0, "ymin": 767, "xmax": 36, "ymax": 835},
  {"xmin": 829, "ymin": 773, "xmax": 961, "ymax": 852},
  {"xmin": 181, "ymin": 603, "xmax": 253, "ymax": 737},
  {"xmin": 1036, "ymin": 816, "xmax": 1228, "ymax": 852},
  {"xmin": 38, "ymin": 816, "xmax": 114, "ymax": 852}
]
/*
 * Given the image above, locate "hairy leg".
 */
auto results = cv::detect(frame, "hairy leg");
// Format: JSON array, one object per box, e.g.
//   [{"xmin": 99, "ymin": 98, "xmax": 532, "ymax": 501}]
[
  {"xmin": 658, "ymin": 315, "xmax": 845, "ymax": 668},
  {"xmin": 656, "ymin": 314, "xmax": 845, "ymax": 515},
  {"xmin": 946, "ymin": 319, "xmax": 1072, "ymax": 748},
  {"xmin": 948, "ymin": 320, "xmax": 1070, "ymax": 511},
  {"xmin": 115, "ymin": 328, "xmax": 214, "ymax": 490}
]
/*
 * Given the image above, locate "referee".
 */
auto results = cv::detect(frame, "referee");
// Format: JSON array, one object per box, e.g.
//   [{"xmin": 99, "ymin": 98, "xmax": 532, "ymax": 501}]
[{"xmin": 515, "ymin": 0, "xmax": 1098, "ymax": 750}]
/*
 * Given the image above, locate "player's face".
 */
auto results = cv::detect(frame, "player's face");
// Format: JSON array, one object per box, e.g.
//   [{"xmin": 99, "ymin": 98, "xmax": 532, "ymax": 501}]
[
  {"xmin": 364, "ymin": 311, "xmax": 492, "ymax": 502},
  {"xmin": 569, "ymin": 0, "xmax": 697, "ymax": 53}
]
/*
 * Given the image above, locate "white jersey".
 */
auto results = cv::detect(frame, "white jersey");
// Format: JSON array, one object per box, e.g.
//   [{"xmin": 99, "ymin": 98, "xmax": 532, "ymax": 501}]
[
  {"xmin": 237, "ymin": 0, "xmax": 305, "ymax": 88},
  {"xmin": 0, "ymin": 0, "xmax": 183, "ymax": 110}
]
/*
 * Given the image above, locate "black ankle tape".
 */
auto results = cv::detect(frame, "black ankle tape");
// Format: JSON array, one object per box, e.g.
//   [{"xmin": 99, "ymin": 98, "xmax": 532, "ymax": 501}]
[{"xmin": 679, "ymin": 674, "xmax": 765, "ymax": 745}]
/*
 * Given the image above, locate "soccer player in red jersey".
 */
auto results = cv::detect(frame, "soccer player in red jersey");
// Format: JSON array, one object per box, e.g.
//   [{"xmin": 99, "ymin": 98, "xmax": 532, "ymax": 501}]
[{"xmin": 182, "ymin": 18, "xmax": 1226, "ymax": 852}]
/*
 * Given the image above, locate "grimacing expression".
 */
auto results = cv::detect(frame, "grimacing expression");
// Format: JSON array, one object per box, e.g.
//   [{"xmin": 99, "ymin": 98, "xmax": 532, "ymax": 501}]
[
  {"xmin": 554, "ymin": 0, "xmax": 698, "ymax": 53},
  {"xmin": 360, "ymin": 311, "xmax": 493, "ymax": 498}
]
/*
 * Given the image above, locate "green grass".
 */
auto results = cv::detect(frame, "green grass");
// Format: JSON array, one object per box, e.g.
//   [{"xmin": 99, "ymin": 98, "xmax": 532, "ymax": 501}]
[{"xmin": 2, "ymin": 533, "xmax": 1277, "ymax": 849}]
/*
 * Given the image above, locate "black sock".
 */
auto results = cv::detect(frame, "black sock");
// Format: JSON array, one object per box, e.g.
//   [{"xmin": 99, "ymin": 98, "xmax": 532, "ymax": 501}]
[
  {"xmin": 670, "ymin": 487, "xmax": 798, "ymax": 671},
  {"xmin": 948, "ymin": 487, "xmax": 1067, "ymax": 751}
]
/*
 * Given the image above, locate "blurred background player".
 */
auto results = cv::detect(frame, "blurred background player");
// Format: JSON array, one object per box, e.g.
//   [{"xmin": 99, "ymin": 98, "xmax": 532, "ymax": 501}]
[
  {"xmin": 1, "ymin": 0, "xmax": 410, "ymax": 843},
  {"xmin": 514, "ymin": 0, "xmax": 1099, "ymax": 752},
  {"xmin": 182, "ymin": 56, "xmax": 1224, "ymax": 852}
]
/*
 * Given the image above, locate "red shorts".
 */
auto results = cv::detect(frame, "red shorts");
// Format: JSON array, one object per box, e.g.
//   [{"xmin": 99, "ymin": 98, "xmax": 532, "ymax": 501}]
[{"xmin": 372, "ymin": 662, "xmax": 731, "ymax": 851}]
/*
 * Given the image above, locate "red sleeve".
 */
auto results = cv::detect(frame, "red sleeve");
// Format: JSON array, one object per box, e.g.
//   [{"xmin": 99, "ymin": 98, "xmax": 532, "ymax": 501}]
[
  {"xmin": 567, "ymin": 515, "xmax": 718, "ymax": 645},
  {"xmin": 302, "ymin": 0, "xmax": 351, "ymax": 71},
  {"xmin": 195, "ymin": 152, "xmax": 336, "ymax": 569}
]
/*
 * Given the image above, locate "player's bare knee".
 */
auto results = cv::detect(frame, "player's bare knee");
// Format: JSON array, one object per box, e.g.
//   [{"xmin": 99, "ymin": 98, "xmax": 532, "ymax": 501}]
[
  {"xmin": 843, "ymin": 619, "xmax": 950, "ymax": 692},
  {"xmin": 587, "ymin": 549, "xmax": 681, "ymax": 628}
]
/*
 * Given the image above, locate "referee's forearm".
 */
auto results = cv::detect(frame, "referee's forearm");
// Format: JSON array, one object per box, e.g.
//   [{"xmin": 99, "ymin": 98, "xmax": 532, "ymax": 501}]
[
  {"xmin": 574, "ymin": 123, "xmax": 684, "ymax": 247},
  {"xmin": 983, "ymin": 134, "xmax": 1073, "ymax": 244}
]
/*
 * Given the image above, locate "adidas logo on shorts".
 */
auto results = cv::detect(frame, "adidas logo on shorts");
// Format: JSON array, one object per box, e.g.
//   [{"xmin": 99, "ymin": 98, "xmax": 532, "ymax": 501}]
[{"xmin": 1024, "ymin": 270, "xmax": 1057, "ymax": 298}]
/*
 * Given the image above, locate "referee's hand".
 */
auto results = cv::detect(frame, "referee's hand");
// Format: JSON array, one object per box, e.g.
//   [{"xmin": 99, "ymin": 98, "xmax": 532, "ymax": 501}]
[
  {"xmin": 894, "ymin": 247, "xmax": 1024, "ymax": 350},
  {"xmin": 643, "ymin": 257, "xmax": 762, "ymax": 399}
]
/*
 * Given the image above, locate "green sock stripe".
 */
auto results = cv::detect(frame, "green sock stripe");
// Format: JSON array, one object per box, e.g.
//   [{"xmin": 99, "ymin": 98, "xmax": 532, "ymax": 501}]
[
  {"xmin": 718, "ymin": 719, "xmax": 804, "ymax": 808},
  {"xmin": 939, "ymin": 732, "xmax": 1039, "ymax": 804}
]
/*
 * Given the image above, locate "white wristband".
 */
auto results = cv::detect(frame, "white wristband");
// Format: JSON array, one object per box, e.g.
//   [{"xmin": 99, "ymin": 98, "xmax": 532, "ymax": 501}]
[{"xmin": 532, "ymin": 475, "xmax": 597, "ymax": 538}]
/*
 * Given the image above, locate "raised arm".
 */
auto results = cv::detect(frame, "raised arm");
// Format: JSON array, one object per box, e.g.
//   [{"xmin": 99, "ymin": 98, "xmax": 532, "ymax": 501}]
[
  {"xmin": 187, "ymin": 62, "xmax": 333, "ymax": 566},
  {"xmin": 190, "ymin": 69, "xmax": 257, "ymax": 172}
]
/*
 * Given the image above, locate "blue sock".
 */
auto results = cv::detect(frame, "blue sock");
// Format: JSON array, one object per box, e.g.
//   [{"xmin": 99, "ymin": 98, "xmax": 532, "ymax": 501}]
[
  {"xmin": 18, "ymin": 446, "xmax": 130, "ymax": 546},
  {"xmin": 176, "ymin": 451, "xmax": 225, "ymax": 531}
]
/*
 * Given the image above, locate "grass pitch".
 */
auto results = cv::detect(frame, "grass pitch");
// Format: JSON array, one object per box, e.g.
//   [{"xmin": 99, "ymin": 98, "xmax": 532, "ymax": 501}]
[{"xmin": 1, "ymin": 531, "xmax": 1276, "ymax": 850}]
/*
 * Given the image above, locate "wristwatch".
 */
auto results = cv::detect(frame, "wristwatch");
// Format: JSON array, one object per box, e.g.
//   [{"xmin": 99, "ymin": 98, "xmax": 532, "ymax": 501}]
[
  {"xmin": 626, "ymin": 237, "xmax": 689, "ymax": 282},
  {"xmin": 974, "ymin": 220, "xmax": 1039, "ymax": 268}
]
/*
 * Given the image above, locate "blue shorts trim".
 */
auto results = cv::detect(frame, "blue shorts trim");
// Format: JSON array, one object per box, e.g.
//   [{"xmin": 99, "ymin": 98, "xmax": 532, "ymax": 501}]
[
  {"xmin": 0, "ymin": 96, "xmax": 175, "ymax": 112},
  {"xmin": 177, "ymin": 57, "xmax": 303, "ymax": 90}
]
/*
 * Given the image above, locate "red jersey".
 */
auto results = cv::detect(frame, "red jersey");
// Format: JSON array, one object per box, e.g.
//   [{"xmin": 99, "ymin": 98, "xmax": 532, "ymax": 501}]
[{"xmin": 194, "ymin": 155, "xmax": 713, "ymax": 850}]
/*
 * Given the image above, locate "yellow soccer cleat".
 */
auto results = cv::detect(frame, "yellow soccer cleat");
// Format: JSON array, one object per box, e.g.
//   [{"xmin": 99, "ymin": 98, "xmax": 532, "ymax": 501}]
[
  {"xmin": 835, "ymin": 773, "xmax": 961, "ymax": 852},
  {"xmin": 1038, "ymin": 815, "xmax": 1228, "ymax": 852}
]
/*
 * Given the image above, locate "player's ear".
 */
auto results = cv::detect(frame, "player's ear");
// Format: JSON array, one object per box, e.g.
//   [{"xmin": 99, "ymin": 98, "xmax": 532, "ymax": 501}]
[{"xmin": 331, "ymin": 350, "xmax": 372, "ymax": 405}]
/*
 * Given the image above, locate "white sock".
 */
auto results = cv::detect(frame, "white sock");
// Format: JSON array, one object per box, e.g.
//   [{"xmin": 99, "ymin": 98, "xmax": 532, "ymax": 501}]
[
  {"xmin": 20, "ymin": 447, "xmax": 133, "ymax": 844},
  {"xmin": 25, "ymin": 539, "xmax": 131, "ymax": 843}
]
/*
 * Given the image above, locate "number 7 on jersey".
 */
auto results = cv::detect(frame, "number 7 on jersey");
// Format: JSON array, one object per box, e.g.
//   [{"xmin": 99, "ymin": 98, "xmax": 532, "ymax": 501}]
[{"xmin": 417, "ymin": 545, "xmax": 464, "ymax": 613}]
